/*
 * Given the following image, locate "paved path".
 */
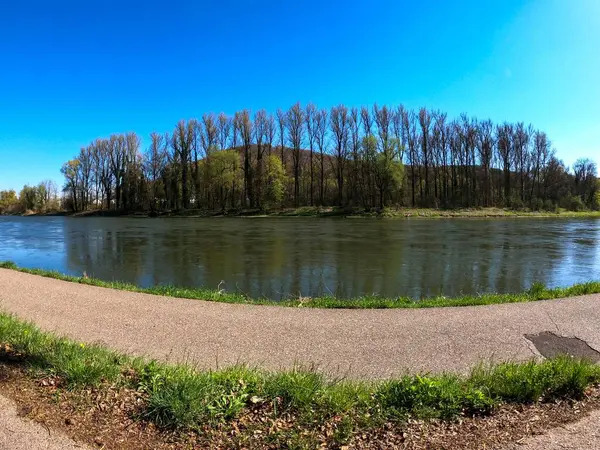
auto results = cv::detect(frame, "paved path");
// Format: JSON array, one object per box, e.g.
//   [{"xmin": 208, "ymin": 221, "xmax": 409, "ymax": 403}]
[
  {"xmin": 1, "ymin": 268, "xmax": 600, "ymax": 378},
  {"xmin": 0, "ymin": 394, "xmax": 89, "ymax": 450},
  {"xmin": 503, "ymin": 410, "xmax": 600, "ymax": 450}
]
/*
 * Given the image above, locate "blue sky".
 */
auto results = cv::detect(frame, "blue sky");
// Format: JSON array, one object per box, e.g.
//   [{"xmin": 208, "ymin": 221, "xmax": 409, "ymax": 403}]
[{"xmin": 0, "ymin": 0, "xmax": 598, "ymax": 191}]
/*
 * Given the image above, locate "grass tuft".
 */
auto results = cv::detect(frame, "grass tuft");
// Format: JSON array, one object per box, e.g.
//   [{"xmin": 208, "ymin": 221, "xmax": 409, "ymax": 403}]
[{"xmin": 469, "ymin": 358, "xmax": 600, "ymax": 403}]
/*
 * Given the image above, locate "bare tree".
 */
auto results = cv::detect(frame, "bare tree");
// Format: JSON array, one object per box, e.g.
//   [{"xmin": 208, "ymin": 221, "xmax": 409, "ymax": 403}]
[
  {"xmin": 145, "ymin": 132, "xmax": 167, "ymax": 212},
  {"xmin": 217, "ymin": 113, "xmax": 231, "ymax": 150},
  {"xmin": 402, "ymin": 109, "xmax": 419, "ymax": 206},
  {"xmin": 254, "ymin": 109, "xmax": 269, "ymax": 207},
  {"xmin": 286, "ymin": 103, "xmax": 305, "ymax": 207},
  {"xmin": 276, "ymin": 108, "xmax": 286, "ymax": 168},
  {"xmin": 172, "ymin": 121, "xmax": 195, "ymax": 209},
  {"xmin": 418, "ymin": 108, "xmax": 432, "ymax": 205},
  {"xmin": 235, "ymin": 110, "xmax": 254, "ymax": 207},
  {"xmin": 496, "ymin": 123, "xmax": 514, "ymax": 205},
  {"xmin": 330, "ymin": 105, "xmax": 349, "ymax": 205},
  {"xmin": 314, "ymin": 109, "xmax": 328, "ymax": 205},
  {"xmin": 477, "ymin": 120, "xmax": 494, "ymax": 207},
  {"xmin": 304, "ymin": 103, "xmax": 317, "ymax": 206}
]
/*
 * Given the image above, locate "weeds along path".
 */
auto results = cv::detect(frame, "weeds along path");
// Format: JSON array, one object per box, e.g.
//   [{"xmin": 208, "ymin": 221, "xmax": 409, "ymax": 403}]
[{"xmin": 1, "ymin": 268, "xmax": 600, "ymax": 378}]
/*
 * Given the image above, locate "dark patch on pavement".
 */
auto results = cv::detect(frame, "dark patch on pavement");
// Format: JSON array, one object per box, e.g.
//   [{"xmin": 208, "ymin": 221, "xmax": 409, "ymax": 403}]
[{"xmin": 525, "ymin": 331, "xmax": 600, "ymax": 362}]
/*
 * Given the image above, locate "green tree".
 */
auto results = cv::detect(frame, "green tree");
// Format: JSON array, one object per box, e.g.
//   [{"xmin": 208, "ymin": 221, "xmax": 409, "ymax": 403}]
[
  {"xmin": 264, "ymin": 155, "xmax": 286, "ymax": 208},
  {"xmin": 0, "ymin": 190, "xmax": 18, "ymax": 213},
  {"xmin": 208, "ymin": 150, "xmax": 241, "ymax": 210}
]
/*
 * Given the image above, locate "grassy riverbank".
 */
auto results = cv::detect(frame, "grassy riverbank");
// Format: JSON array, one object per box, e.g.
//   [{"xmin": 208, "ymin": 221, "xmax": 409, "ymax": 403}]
[
  {"xmin": 1, "ymin": 312, "xmax": 599, "ymax": 448},
  {"xmin": 2, "ymin": 261, "xmax": 600, "ymax": 309},
  {"xmin": 14, "ymin": 206, "xmax": 599, "ymax": 219}
]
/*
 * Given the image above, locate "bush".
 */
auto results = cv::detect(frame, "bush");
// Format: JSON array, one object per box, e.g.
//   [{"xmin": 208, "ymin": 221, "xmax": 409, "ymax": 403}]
[
  {"xmin": 509, "ymin": 195, "xmax": 525, "ymax": 210},
  {"xmin": 530, "ymin": 198, "xmax": 544, "ymax": 211},
  {"xmin": 560, "ymin": 195, "xmax": 586, "ymax": 212},
  {"xmin": 543, "ymin": 200, "xmax": 558, "ymax": 213},
  {"xmin": 592, "ymin": 191, "xmax": 600, "ymax": 211}
]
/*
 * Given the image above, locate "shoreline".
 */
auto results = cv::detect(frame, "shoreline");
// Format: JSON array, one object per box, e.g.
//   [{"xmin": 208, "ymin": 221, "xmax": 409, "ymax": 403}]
[
  {"xmin": 3, "ymin": 206, "xmax": 600, "ymax": 219},
  {"xmin": 2, "ymin": 261, "xmax": 600, "ymax": 309}
]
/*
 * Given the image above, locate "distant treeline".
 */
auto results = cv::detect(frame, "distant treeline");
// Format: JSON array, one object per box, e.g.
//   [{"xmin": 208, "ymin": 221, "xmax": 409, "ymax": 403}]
[
  {"xmin": 0, "ymin": 181, "xmax": 60, "ymax": 215},
  {"xmin": 52, "ymin": 103, "xmax": 599, "ymax": 213}
]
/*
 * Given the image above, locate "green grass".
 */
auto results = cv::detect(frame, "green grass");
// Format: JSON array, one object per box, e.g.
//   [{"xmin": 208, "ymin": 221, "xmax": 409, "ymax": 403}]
[
  {"xmin": 61, "ymin": 206, "xmax": 600, "ymax": 219},
  {"xmin": 0, "ymin": 312, "xmax": 599, "ymax": 444},
  {"xmin": 1, "ymin": 261, "xmax": 600, "ymax": 309},
  {"xmin": 262, "ymin": 206, "xmax": 600, "ymax": 219}
]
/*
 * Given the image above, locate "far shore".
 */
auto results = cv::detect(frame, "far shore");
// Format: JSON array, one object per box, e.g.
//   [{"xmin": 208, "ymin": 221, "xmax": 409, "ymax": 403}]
[{"xmin": 4, "ymin": 206, "xmax": 600, "ymax": 219}]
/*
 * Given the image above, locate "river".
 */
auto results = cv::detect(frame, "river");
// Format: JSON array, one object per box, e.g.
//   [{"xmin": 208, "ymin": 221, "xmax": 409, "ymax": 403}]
[{"xmin": 1, "ymin": 216, "xmax": 599, "ymax": 300}]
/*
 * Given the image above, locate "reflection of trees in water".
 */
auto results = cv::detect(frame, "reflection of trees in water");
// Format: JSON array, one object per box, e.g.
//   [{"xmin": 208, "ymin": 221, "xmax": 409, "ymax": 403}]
[
  {"xmin": 61, "ymin": 218, "xmax": 586, "ymax": 300},
  {"xmin": 65, "ymin": 219, "xmax": 150, "ymax": 284}
]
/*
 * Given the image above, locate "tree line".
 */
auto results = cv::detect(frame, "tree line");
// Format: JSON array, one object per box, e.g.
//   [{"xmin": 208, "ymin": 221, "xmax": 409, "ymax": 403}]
[
  {"xmin": 0, "ymin": 181, "xmax": 60, "ymax": 214},
  {"xmin": 56, "ymin": 103, "xmax": 598, "ymax": 213}
]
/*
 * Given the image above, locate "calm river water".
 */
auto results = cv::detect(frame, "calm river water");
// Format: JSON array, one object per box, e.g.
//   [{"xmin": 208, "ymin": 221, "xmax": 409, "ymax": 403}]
[{"xmin": 0, "ymin": 216, "xmax": 599, "ymax": 299}]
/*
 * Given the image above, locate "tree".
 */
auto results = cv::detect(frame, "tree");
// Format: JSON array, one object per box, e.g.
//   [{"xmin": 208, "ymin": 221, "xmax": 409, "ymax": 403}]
[
  {"xmin": 573, "ymin": 158, "xmax": 598, "ymax": 207},
  {"xmin": 304, "ymin": 103, "xmax": 317, "ymax": 206},
  {"xmin": 61, "ymin": 159, "xmax": 81, "ymax": 212},
  {"xmin": 330, "ymin": 105, "xmax": 349, "ymax": 205},
  {"xmin": 53, "ymin": 102, "xmax": 598, "ymax": 214},
  {"xmin": 0, "ymin": 190, "xmax": 18, "ymax": 214},
  {"xmin": 496, "ymin": 123, "xmax": 514, "ymax": 205},
  {"xmin": 235, "ymin": 110, "xmax": 254, "ymax": 207},
  {"xmin": 264, "ymin": 154, "xmax": 286, "ymax": 207},
  {"xmin": 402, "ymin": 109, "xmax": 419, "ymax": 206},
  {"xmin": 172, "ymin": 121, "xmax": 195, "ymax": 209},
  {"xmin": 286, "ymin": 103, "xmax": 304, "ymax": 207},
  {"xmin": 276, "ymin": 109, "xmax": 286, "ymax": 168},
  {"xmin": 477, "ymin": 119, "xmax": 494, "ymax": 207},
  {"xmin": 209, "ymin": 150, "xmax": 241, "ymax": 210},
  {"xmin": 145, "ymin": 132, "xmax": 167, "ymax": 212},
  {"xmin": 254, "ymin": 110, "xmax": 269, "ymax": 208},
  {"xmin": 418, "ymin": 108, "xmax": 432, "ymax": 204},
  {"xmin": 314, "ymin": 109, "xmax": 328, "ymax": 205}
]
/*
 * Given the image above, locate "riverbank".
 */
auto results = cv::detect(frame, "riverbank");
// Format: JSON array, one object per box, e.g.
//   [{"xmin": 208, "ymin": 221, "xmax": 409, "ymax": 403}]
[
  {"xmin": 2, "ymin": 261, "xmax": 600, "ymax": 309},
  {"xmin": 3, "ymin": 266, "xmax": 600, "ymax": 378},
  {"xmin": 7, "ymin": 206, "xmax": 600, "ymax": 219},
  {"xmin": 1, "ymin": 312, "xmax": 600, "ymax": 449}
]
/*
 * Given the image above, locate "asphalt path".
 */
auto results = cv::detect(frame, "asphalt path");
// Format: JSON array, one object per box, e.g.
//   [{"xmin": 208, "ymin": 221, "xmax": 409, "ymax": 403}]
[{"xmin": 1, "ymin": 268, "xmax": 600, "ymax": 378}]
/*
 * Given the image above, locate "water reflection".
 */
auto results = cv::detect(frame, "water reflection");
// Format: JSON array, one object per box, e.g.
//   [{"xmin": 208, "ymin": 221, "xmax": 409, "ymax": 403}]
[{"xmin": 0, "ymin": 216, "xmax": 598, "ymax": 300}]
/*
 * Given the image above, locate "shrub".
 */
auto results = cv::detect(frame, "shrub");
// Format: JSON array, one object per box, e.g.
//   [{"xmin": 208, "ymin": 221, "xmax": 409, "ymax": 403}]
[
  {"xmin": 560, "ymin": 194, "xmax": 586, "ymax": 212},
  {"xmin": 543, "ymin": 199, "xmax": 558, "ymax": 212},
  {"xmin": 530, "ymin": 198, "xmax": 544, "ymax": 211},
  {"xmin": 509, "ymin": 195, "xmax": 525, "ymax": 210}
]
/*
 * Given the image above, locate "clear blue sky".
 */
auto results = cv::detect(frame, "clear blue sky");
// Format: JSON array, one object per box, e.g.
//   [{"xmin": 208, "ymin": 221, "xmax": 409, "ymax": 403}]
[{"xmin": 0, "ymin": 0, "xmax": 598, "ymax": 191}]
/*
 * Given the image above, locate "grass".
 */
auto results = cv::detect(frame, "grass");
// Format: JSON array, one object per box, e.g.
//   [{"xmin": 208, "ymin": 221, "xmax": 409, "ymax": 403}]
[
  {"xmin": 250, "ymin": 206, "xmax": 600, "ymax": 219},
  {"xmin": 1, "ymin": 311, "xmax": 599, "ymax": 445},
  {"xmin": 53, "ymin": 206, "xmax": 600, "ymax": 219},
  {"xmin": 1, "ymin": 261, "xmax": 600, "ymax": 309}
]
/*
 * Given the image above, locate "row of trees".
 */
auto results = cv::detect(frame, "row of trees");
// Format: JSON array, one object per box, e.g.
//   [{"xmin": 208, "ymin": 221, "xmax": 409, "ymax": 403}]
[
  {"xmin": 60, "ymin": 103, "xmax": 599, "ymax": 213},
  {"xmin": 0, "ymin": 181, "xmax": 60, "ymax": 214}
]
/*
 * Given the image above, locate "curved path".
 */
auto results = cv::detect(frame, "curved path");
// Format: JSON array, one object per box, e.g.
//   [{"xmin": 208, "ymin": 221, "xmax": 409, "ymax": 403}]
[
  {"xmin": 0, "ymin": 395, "xmax": 89, "ymax": 450},
  {"xmin": 1, "ymin": 268, "xmax": 600, "ymax": 378}
]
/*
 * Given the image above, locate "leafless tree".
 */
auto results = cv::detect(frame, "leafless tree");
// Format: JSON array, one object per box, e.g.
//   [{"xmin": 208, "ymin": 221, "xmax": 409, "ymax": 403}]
[
  {"xmin": 286, "ymin": 103, "xmax": 304, "ymax": 207},
  {"xmin": 330, "ymin": 105, "xmax": 349, "ymax": 205},
  {"xmin": 304, "ymin": 103, "xmax": 317, "ymax": 206},
  {"xmin": 314, "ymin": 109, "xmax": 328, "ymax": 205}
]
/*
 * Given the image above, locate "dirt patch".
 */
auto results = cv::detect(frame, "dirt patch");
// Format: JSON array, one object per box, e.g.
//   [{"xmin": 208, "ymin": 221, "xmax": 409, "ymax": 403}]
[{"xmin": 525, "ymin": 332, "xmax": 600, "ymax": 362}]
